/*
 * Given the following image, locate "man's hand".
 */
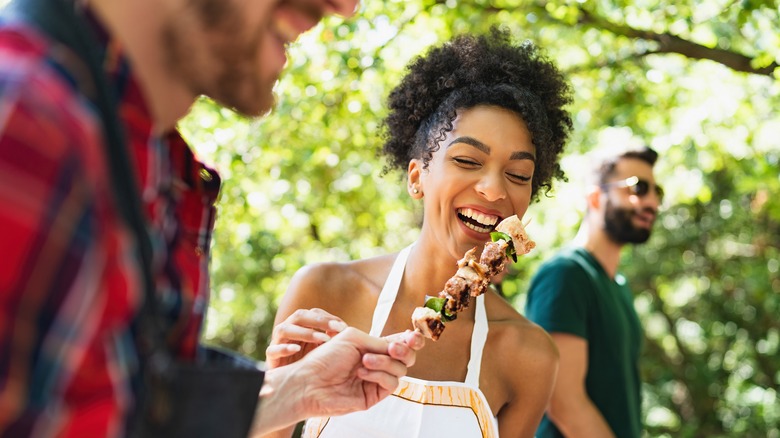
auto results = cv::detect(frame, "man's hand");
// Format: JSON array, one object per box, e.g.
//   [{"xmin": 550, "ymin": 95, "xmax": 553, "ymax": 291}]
[
  {"xmin": 298, "ymin": 327, "xmax": 424, "ymax": 417},
  {"xmin": 252, "ymin": 327, "xmax": 424, "ymax": 435},
  {"xmin": 265, "ymin": 308, "xmax": 347, "ymax": 369}
]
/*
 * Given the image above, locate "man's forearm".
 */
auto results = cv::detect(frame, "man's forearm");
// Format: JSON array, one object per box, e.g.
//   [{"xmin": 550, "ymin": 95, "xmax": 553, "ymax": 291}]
[
  {"xmin": 249, "ymin": 365, "xmax": 308, "ymax": 436},
  {"xmin": 548, "ymin": 398, "xmax": 616, "ymax": 438}
]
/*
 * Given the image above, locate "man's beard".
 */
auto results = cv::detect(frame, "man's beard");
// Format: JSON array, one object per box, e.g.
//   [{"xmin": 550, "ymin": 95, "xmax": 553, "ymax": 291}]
[
  {"xmin": 603, "ymin": 199, "xmax": 653, "ymax": 244},
  {"xmin": 162, "ymin": 0, "xmax": 275, "ymax": 117}
]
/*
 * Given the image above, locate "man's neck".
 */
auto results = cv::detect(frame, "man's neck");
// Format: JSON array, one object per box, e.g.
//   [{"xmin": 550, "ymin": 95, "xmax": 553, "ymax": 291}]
[
  {"xmin": 583, "ymin": 230, "xmax": 624, "ymax": 280},
  {"xmin": 89, "ymin": 0, "xmax": 193, "ymax": 132}
]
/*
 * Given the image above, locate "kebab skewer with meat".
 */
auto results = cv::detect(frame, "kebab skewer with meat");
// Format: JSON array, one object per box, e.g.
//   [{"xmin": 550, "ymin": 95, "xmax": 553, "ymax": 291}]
[{"xmin": 411, "ymin": 215, "xmax": 536, "ymax": 340}]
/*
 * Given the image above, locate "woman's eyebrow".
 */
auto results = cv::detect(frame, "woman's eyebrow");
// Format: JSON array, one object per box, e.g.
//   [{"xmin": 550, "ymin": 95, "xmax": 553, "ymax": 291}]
[
  {"xmin": 511, "ymin": 151, "xmax": 536, "ymax": 162},
  {"xmin": 448, "ymin": 136, "xmax": 489, "ymax": 153},
  {"xmin": 448, "ymin": 136, "xmax": 536, "ymax": 162}
]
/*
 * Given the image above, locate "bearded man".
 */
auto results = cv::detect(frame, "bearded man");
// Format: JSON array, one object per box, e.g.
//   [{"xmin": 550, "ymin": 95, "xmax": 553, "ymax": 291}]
[
  {"xmin": 0, "ymin": 0, "xmax": 424, "ymax": 436},
  {"xmin": 526, "ymin": 146, "xmax": 663, "ymax": 438}
]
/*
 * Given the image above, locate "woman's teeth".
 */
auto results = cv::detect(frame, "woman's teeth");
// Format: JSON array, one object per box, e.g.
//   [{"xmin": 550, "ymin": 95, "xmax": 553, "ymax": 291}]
[{"xmin": 457, "ymin": 208, "xmax": 499, "ymax": 233}]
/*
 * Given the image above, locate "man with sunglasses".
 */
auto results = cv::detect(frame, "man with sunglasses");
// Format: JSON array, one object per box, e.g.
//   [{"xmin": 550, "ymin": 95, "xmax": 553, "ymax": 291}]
[{"xmin": 526, "ymin": 146, "xmax": 662, "ymax": 438}]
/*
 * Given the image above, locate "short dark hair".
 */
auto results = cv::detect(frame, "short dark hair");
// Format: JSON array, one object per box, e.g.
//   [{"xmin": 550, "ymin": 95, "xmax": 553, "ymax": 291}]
[
  {"xmin": 595, "ymin": 146, "xmax": 659, "ymax": 186},
  {"xmin": 380, "ymin": 26, "xmax": 573, "ymax": 201}
]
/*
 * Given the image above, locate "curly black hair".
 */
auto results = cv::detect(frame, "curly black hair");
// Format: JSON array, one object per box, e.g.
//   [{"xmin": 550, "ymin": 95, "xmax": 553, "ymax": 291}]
[{"xmin": 380, "ymin": 26, "xmax": 573, "ymax": 200}]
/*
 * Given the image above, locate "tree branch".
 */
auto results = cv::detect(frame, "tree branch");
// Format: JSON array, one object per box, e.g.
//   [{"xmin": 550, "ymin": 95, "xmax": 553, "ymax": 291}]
[
  {"xmin": 562, "ymin": 49, "xmax": 660, "ymax": 75},
  {"xmin": 576, "ymin": 7, "xmax": 778, "ymax": 77}
]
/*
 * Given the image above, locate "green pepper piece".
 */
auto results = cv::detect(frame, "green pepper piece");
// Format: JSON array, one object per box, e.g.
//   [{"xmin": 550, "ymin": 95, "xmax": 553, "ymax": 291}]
[
  {"xmin": 424, "ymin": 297, "xmax": 445, "ymax": 313},
  {"xmin": 424, "ymin": 297, "xmax": 457, "ymax": 322},
  {"xmin": 490, "ymin": 231, "xmax": 512, "ymax": 243},
  {"xmin": 442, "ymin": 308, "xmax": 457, "ymax": 322}
]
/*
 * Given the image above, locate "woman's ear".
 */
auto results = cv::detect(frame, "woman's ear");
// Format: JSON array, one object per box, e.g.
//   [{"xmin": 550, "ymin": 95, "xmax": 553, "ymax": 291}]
[{"xmin": 408, "ymin": 159, "xmax": 423, "ymax": 198}]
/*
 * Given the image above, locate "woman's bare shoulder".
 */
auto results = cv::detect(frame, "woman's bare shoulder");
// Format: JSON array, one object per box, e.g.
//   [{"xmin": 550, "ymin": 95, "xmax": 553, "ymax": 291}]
[
  {"xmin": 280, "ymin": 252, "xmax": 398, "ymax": 325},
  {"xmin": 293, "ymin": 252, "xmax": 396, "ymax": 288},
  {"xmin": 484, "ymin": 291, "xmax": 558, "ymax": 364}
]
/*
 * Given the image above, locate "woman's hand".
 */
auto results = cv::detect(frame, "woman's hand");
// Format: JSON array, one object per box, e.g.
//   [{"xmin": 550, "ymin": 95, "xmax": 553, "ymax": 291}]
[{"xmin": 265, "ymin": 308, "xmax": 348, "ymax": 368}]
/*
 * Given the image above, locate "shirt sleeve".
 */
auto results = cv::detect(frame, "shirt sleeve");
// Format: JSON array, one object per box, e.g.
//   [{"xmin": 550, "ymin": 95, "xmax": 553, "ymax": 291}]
[
  {"xmin": 0, "ymin": 48, "xmax": 119, "ymax": 436},
  {"xmin": 525, "ymin": 256, "xmax": 591, "ymax": 340}
]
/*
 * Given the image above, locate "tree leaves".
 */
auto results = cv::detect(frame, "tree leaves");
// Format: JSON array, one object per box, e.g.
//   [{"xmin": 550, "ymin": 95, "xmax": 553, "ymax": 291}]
[{"xmin": 178, "ymin": 1, "xmax": 779, "ymax": 435}]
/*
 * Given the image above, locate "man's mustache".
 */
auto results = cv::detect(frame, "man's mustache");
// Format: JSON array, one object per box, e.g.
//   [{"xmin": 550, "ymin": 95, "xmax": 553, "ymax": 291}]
[
  {"xmin": 634, "ymin": 206, "xmax": 657, "ymax": 219},
  {"xmin": 286, "ymin": 0, "xmax": 325, "ymax": 23}
]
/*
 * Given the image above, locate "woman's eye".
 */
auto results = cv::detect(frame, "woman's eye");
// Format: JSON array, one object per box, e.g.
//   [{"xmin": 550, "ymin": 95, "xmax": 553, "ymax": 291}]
[
  {"xmin": 452, "ymin": 157, "xmax": 480, "ymax": 167},
  {"xmin": 507, "ymin": 172, "xmax": 532, "ymax": 183}
]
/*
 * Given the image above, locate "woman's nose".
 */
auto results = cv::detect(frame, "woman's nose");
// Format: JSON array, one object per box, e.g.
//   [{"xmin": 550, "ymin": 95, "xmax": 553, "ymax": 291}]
[{"xmin": 476, "ymin": 174, "xmax": 507, "ymax": 202}]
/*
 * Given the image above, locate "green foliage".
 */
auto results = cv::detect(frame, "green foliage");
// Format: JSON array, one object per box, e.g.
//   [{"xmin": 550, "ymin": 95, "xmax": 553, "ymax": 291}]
[{"xmin": 178, "ymin": 1, "xmax": 780, "ymax": 436}]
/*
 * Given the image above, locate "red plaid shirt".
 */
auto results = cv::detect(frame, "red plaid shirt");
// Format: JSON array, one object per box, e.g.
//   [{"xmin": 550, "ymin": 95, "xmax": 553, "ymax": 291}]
[{"xmin": 0, "ymin": 18, "xmax": 220, "ymax": 437}]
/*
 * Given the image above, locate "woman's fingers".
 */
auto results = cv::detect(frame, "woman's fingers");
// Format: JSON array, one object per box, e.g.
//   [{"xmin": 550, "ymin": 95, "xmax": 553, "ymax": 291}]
[
  {"xmin": 265, "ymin": 343, "xmax": 302, "ymax": 360},
  {"xmin": 291, "ymin": 308, "xmax": 347, "ymax": 332},
  {"xmin": 272, "ymin": 308, "xmax": 348, "ymax": 344},
  {"xmin": 273, "ymin": 322, "xmax": 332, "ymax": 343}
]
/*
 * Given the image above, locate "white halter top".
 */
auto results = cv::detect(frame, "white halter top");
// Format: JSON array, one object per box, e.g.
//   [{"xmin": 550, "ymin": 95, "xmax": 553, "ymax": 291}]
[{"xmin": 302, "ymin": 244, "xmax": 500, "ymax": 438}]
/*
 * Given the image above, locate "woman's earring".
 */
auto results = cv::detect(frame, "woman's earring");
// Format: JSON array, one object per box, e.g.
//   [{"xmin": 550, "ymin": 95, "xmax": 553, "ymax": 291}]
[{"xmin": 413, "ymin": 188, "xmax": 419, "ymax": 194}]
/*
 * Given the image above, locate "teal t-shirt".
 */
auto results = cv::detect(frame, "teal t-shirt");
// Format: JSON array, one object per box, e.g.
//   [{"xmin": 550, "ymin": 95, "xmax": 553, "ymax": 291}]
[{"xmin": 526, "ymin": 247, "xmax": 643, "ymax": 438}]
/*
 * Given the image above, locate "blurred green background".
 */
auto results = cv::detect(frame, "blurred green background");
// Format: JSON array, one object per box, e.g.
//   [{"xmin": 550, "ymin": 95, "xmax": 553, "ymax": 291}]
[{"xmin": 178, "ymin": 1, "xmax": 779, "ymax": 437}]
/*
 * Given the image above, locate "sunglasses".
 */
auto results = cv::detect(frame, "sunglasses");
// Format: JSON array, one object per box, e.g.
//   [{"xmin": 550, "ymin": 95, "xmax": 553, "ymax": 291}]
[{"xmin": 601, "ymin": 176, "xmax": 664, "ymax": 201}]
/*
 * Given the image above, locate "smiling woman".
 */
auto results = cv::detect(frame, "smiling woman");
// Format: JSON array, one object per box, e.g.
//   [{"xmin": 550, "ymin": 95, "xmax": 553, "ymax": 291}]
[
  {"xmin": 409, "ymin": 105, "xmax": 537, "ymax": 257},
  {"xmin": 263, "ymin": 26, "xmax": 573, "ymax": 438}
]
